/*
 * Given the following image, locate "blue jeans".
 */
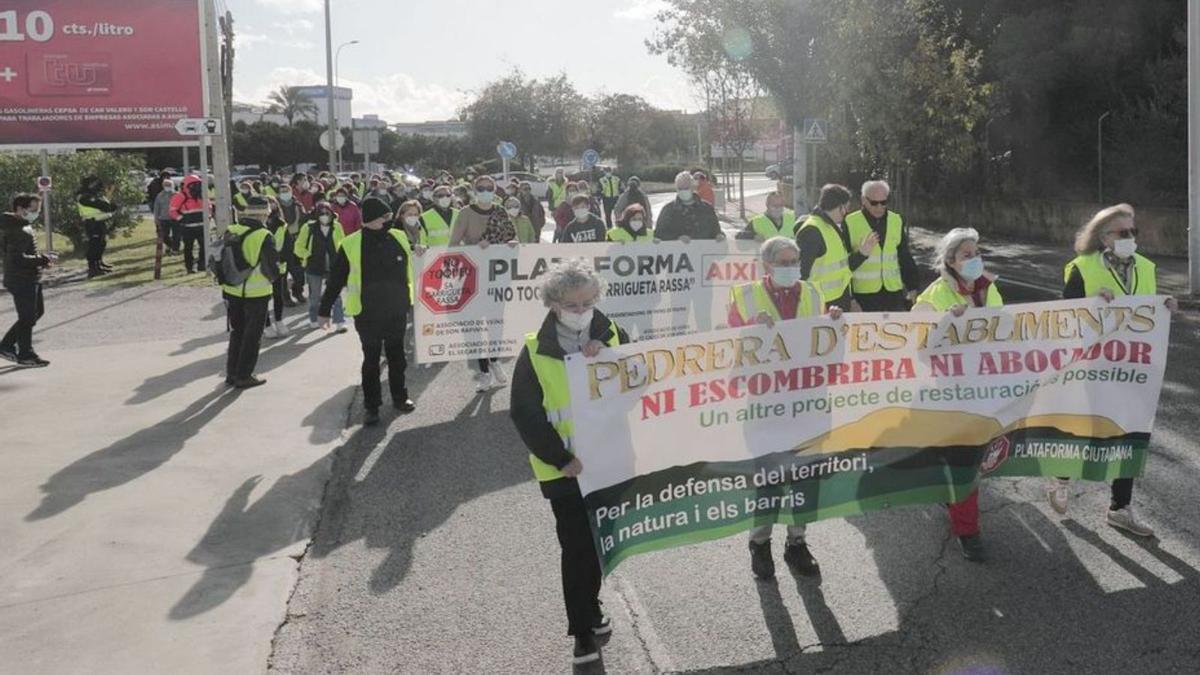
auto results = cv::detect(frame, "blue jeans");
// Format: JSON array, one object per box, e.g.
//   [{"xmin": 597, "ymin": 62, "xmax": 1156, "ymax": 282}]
[{"xmin": 307, "ymin": 273, "xmax": 343, "ymax": 324}]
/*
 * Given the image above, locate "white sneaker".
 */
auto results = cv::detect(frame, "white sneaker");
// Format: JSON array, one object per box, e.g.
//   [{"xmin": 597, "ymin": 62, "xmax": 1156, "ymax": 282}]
[
  {"xmin": 265, "ymin": 323, "xmax": 281, "ymax": 340},
  {"xmin": 475, "ymin": 371, "xmax": 494, "ymax": 392},
  {"xmin": 1106, "ymin": 507, "xmax": 1154, "ymax": 537},
  {"xmin": 275, "ymin": 322, "xmax": 290, "ymax": 338},
  {"xmin": 308, "ymin": 320, "xmax": 321, "ymax": 330},
  {"xmin": 491, "ymin": 360, "xmax": 509, "ymax": 386},
  {"xmin": 334, "ymin": 322, "xmax": 348, "ymax": 334},
  {"xmin": 1047, "ymin": 478, "xmax": 1070, "ymax": 515}
]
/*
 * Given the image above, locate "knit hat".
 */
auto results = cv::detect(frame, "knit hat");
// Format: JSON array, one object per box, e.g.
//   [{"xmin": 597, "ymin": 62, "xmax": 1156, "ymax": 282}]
[{"xmin": 361, "ymin": 196, "xmax": 392, "ymax": 224}]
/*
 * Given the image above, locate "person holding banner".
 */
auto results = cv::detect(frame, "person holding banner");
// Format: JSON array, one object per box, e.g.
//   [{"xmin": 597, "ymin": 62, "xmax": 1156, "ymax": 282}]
[
  {"xmin": 555, "ymin": 195, "xmax": 608, "ymax": 243},
  {"xmin": 419, "ymin": 185, "xmax": 458, "ymax": 246},
  {"xmin": 912, "ymin": 227, "xmax": 1002, "ymax": 562},
  {"xmin": 727, "ymin": 236, "xmax": 842, "ymax": 578},
  {"xmin": 1047, "ymin": 204, "xmax": 1177, "ymax": 536},
  {"xmin": 607, "ymin": 204, "xmax": 655, "ymax": 242},
  {"xmin": 510, "ymin": 259, "xmax": 631, "ymax": 666},
  {"xmin": 656, "ymin": 172, "xmax": 723, "ymax": 243}
]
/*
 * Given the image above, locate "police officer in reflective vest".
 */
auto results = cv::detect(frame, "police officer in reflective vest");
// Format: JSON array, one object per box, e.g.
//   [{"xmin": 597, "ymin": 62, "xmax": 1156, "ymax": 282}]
[
  {"xmin": 76, "ymin": 175, "xmax": 118, "ymax": 278},
  {"xmin": 223, "ymin": 196, "xmax": 279, "ymax": 389},
  {"xmin": 739, "ymin": 191, "xmax": 797, "ymax": 241},
  {"xmin": 509, "ymin": 258, "xmax": 629, "ymax": 665},
  {"xmin": 796, "ymin": 184, "xmax": 857, "ymax": 311},
  {"xmin": 1047, "ymin": 203, "xmax": 1178, "ymax": 538},
  {"xmin": 844, "ymin": 180, "xmax": 921, "ymax": 311},
  {"xmin": 318, "ymin": 197, "xmax": 417, "ymax": 426},
  {"xmin": 419, "ymin": 184, "xmax": 458, "ymax": 246},
  {"xmin": 598, "ymin": 167, "xmax": 622, "ymax": 228},
  {"xmin": 726, "ymin": 236, "xmax": 842, "ymax": 579}
]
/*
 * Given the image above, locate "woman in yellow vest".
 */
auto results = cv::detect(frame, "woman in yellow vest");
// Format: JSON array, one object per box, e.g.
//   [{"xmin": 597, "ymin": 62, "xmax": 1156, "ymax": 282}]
[
  {"xmin": 510, "ymin": 259, "xmax": 629, "ymax": 666},
  {"xmin": 1047, "ymin": 203, "xmax": 1177, "ymax": 537},
  {"xmin": 725, "ymin": 237, "xmax": 842, "ymax": 579},
  {"xmin": 606, "ymin": 204, "xmax": 655, "ymax": 243},
  {"xmin": 912, "ymin": 228, "xmax": 1002, "ymax": 562},
  {"xmin": 419, "ymin": 184, "xmax": 458, "ymax": 246}
]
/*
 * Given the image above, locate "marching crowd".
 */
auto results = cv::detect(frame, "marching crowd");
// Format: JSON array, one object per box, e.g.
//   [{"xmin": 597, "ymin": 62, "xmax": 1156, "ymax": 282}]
[{"xmin": 0, "ymin": 162, "xmax": 1183, "ymax": 666}]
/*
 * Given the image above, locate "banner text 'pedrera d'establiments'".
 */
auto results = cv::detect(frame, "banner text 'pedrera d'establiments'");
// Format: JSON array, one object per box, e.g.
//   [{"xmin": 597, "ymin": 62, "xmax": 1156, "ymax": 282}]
[
  {"xmin": 412, "ymin": 240, "xmax": 763, "ymax": 363},
  {"xmin": 565, "ymin": 297, "xmax": 1170, "ymax": 574}
]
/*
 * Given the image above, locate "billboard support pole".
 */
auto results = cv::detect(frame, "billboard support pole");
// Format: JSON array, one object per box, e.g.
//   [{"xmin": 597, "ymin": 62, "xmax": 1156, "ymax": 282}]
[
  {"xmin": 203, "ymin": 0, "xmax": 233, "ymax": 239},
  {"xmin": 40, "ymin": 149, "xmax": 52, "ymax": 254}
]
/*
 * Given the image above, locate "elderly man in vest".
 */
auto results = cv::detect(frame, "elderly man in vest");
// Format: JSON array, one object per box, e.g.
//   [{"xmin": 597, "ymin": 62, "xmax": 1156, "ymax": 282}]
[
  {"xmin": 738, "ymin": 191, "xmax": 796, "ymax": 241},
  {"xmin": 844, "ymin": 180, "xmax": 921, "ymax": 311},
  {"xmin": 796, "ymin": 184, "xmax": 861, "ymax": 311},
  {"xmin": 223, "ymin": 196, "xmax": 279, "ymax": 389},
  {"xmin": 318, "ymin": 197, "xmax": 418, "ymax": 426}
]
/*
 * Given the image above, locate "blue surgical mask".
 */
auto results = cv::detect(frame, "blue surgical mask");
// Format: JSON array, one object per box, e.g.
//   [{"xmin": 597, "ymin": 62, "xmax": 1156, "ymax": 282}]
[
  {"xmin": 959, "ymin": 256, "xmax": 984, "ymax": 281},
  {"xmin": 771, "ymin": 265, "xmax": 801, "ymax": 287},
  {"xmin": 678, "ymin": 189, "xmax": 693, "ymax": 202},
  {"xmin": 279, "ymin": 191, "xmax": 292, "ymax": 203},
  {"xmin": 476, "ymin": 190, "xmax": 494, "ymax": 205}
]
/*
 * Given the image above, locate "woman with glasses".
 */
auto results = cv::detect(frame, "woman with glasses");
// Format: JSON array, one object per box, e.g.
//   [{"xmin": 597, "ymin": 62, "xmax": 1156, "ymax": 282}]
[{"xmin": 1046, "ymin": 204, "xmax": 1177, "ymax": 536}]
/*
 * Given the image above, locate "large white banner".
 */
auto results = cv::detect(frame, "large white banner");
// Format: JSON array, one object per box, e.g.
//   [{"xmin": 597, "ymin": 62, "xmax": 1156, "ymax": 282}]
[{"xmin": 412, "ymin": 241, "xmax": 763, "ymax": 363}]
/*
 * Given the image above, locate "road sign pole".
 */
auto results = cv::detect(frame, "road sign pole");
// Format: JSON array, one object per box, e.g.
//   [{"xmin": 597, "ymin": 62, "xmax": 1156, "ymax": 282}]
[
  {"xmin": 1190, "ymin": 0, "xmax": 1200, "ymax": 295},
  {"xmin": 182, "ymin": 146, "xmax": 189, "ymax": 175},
  {"xmin": 791, "ymin": 125, "xmax": 807, "ymax": 213},
  {"xmin": 40, "ymin": 149, "xmax": 52, "ymax": 253}
]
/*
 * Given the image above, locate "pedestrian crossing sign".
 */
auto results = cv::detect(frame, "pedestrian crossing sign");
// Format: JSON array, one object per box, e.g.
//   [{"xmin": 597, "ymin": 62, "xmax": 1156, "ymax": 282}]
[{"xmin": 803, "ymin": 118, "xmax": 827, "ymax": 144}]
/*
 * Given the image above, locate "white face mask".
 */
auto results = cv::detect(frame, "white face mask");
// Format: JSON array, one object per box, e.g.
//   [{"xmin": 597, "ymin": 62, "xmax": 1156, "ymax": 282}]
[
  {"xmin": 629, "ymin": 218, "xmax": 644, "ymax": 231},
  {"xmin": 318, "ymin": 215, "xmax": 331, "ymax": 225},
  {"xmin": 1111, "ymin": 237, "xmax": 1137, "ymax": 259},
  {"xmin": 421, "ymin": 190, "xmax": 433, "ymax": 199},
  {"xmin": 959, "ymin": 256, "xmax": 984, "ymax": 281},
  {"xmin": 335, "ymin": 196, "xmax": 347, "ymax": 205},
  {"xmin": 403, "ymin": 215, "xmax": 419, "ymax": 227},
  {"xmin": 506, "ymin": 207, "xmax": 521, "ymax": 218},
  {"xmin": 436, "ymin": 197, "xmax": 451, "ymax": 208},
  {"xmin": 771, "ymin": 265, "xmax": 801, "ymax": 287},
  {"xmin": 573, "ymin": 208, "xmax": 590, "ymax": 221},
  {"xmin": 678, "ymin": 189, "xmax": 693, "ymax": 202},
  {"xmin": 558, "ymin": 307, "xmax": 594, "ymax": 333},
  {"xmin": 476, "ymin": 190, "xmax": 494, "ymax": 205}
]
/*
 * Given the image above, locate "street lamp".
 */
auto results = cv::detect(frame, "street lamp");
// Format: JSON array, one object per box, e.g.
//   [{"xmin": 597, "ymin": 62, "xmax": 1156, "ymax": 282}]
[{"xmin": 334, "ymin": 40, "xmax": 360, "ymax": 171}]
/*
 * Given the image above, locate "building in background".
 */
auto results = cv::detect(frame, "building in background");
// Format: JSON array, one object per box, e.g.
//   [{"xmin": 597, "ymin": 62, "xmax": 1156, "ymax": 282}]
[
  {"xmin": 392, "ymin": 119, "xmax": 467, "ymax": 138},
  {"xmin": 353, "ymin": 114, "xmax": 388, "ymax": 130},
  {"xmin": 292, "ymin": 85, "xmax": 354, "ymax": 128},
  {"xmin": 232, "ymin": 102, "xmax": 289, "ymax": 126}
]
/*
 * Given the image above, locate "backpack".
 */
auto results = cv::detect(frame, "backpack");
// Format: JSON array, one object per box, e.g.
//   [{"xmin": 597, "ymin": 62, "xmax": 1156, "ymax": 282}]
[{"xmin": 213, "ymin": 229, "xmax": 255, "ymax": 288}]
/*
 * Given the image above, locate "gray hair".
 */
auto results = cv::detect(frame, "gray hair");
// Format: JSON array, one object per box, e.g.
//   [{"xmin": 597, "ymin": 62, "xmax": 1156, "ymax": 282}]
[
  {"xmin": 541, "ymin": 258, "xmax": 603, "ymax": 307},
  {"xmin": 935, "ymin": 228, "xmax": 979, "ymax": 271},
  {"xmin": 504, "ymin": 196, "xmax": 521, "ymax": 209},
  {"xmin": 1075, "ymin": 203, "xmax": 1135, "ymax": 254},
  {"xmin": 759, "ymin": 236, "xmax": 800, "ymax": 265},
  {"xmin": 861, "ymin": 180, "xmax": 890, "ymax": 198},
  {"xmin": 674, "ymin": 171, "xmax": 696, "ymax": 189}
]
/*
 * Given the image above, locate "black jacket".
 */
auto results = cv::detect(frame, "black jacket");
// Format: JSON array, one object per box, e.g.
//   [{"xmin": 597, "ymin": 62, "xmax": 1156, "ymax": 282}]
[
  {"xmin": 510, "ymin": 309, "xmax": 630, "ymax": 499},
  {"xmin": 319, "ymin": 225, "xmax": 409, "ymax": 322},
  {"xmin": 1, "ymin": 213, "xmax": 50, "ymax": 285},
  {"xmin": 796, "ymin": 209, "xmax": 865, "ymax": 309},
  {"xmin": 554, "ymin": 216, "xmax": 607, "ymax": 243},
  {"xmin": 655, "ymin": 197, "xmax": 721, "ymax": 241}
]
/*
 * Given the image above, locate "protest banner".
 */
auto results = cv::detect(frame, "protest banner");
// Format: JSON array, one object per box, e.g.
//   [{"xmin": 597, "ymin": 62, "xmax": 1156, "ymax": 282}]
[
  {"xmin": 0, "ymin": 0, "xmax": 206, "ymax": 148},
  {"xmin": 565, "ymin": 297, "xmax": 1171, "ymax": 574},
  {"xmin": 412, "ymin": 240, "xmax": 764, "ymax": 363}
]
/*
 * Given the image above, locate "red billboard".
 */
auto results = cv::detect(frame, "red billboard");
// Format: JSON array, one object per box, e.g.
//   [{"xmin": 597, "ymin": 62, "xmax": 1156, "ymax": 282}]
[{"xmin": 0, "ymin": 0, "xmax": 206, "ymax": 148}]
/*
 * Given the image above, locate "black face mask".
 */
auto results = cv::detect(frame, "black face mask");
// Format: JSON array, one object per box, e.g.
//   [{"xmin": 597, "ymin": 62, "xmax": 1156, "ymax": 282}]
[{"xmin": 187, "ymin": 184, "xmax": 202, "ymax": 198}]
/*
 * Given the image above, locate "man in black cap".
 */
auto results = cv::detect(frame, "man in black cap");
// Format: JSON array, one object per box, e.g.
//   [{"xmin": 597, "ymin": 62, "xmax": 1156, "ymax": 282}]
[
  {"xmin": 222, "ymin": 195, "xmax": 279, "ymax": 389},
  {"xmin": 318, "ymin": 196, "xmax": 417, "ymax": 425}
]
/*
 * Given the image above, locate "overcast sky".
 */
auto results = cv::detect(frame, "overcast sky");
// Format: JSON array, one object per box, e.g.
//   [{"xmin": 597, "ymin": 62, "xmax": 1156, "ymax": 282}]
[{"xmin": 228, "ymin": 0, "xmax": 694, "ymax": 123}]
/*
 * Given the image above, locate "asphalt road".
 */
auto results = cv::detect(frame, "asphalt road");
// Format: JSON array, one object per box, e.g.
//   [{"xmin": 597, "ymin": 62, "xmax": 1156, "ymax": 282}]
[{"xmin": 266, "ymin": 212, "xmax": 1200, "ymax": 672}]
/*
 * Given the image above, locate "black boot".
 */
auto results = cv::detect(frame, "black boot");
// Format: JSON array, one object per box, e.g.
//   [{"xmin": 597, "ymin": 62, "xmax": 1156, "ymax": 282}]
[
  {"xmin": 783, "ymin": 540, "xmax": 820, "ymax": 576},
  {"xmin": 749, "ymin": 540, "xmax": 775, "ymax": 580}
]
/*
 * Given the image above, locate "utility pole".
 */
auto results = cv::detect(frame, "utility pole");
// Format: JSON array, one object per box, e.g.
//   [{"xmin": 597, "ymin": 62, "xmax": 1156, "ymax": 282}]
[
  {"xmin": 40, "ymin": 149, "xmax": 52, "ymax": 253},
  {"xmin": 1097, "ymin": 110, "xmax": 1111, "ymax": 203},
  {"xmin": 202, "ymin": 0, "xmax": 233, "ymax": 238},
  {"xmin": 323, "ymin": 0, "xmax": 338, "ymax": 173},
  {"xmin": 1189, "ymin": 0, "xmax": 1200, "ymax": 295},
  {"xmin": 219, "ymin": 11, "xmax": 235, "ymax": 138}
]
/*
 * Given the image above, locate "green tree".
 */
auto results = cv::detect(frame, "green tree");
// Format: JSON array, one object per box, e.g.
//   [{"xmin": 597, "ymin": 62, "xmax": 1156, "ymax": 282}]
[
  {"xmin": 462, "ymin": 70, "xmax": 542, "ymax": 170},
  {"xmin": 265, "ymin": 85, "xmax": 318, "ymax": 126}
]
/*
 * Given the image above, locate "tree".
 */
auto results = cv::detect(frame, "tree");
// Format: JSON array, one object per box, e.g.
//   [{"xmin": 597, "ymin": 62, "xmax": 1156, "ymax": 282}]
[
  {"xmin": 591, "ymin": 94, "xmax": 655, "ymax": 170},
  {"xmin": 531, "ymin": 75, "xmax": 581, "ymax": 165},
  {"xmin": 266, "ymin": 86, "xmax": 318, "ymax": 126},
  {"xmin": 462, "ymin": 70, "xmax": 542, "ymax": 170}
]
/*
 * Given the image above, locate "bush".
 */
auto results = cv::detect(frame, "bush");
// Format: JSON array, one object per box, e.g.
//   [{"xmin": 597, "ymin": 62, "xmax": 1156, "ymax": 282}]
[
  {"xmin": 628, "ymin": 163, "xmax": 688, "ymax": 183},
  {"xmin": 0, "ymin": 150, "xmax": 146, "ymax": 253}
]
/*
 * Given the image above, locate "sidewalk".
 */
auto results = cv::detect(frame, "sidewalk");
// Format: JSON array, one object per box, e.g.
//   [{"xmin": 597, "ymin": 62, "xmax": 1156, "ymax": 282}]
[{"xmin": 0, "ymin": 306, "xmax": 360, "ymax": 674}]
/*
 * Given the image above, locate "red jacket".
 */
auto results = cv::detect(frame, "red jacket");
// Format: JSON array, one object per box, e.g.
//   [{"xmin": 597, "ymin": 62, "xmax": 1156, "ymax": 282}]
[
  {"xmin": 331, "ymin": 200, "xmax": 363, "ymax": 235},
  {"xmin": 169, "ymin": 175, "xmax": 208, "ymax": 224}
]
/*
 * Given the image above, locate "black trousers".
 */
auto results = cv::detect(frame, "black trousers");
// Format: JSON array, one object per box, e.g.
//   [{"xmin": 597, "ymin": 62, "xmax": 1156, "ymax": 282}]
[
  {"xmin": 1, "ymin": 281, "xmax": 44, "ymax": 357},
  {"xmin": 1111, "ymin": 478, "xmax": 1133, "ymax": 510},
  {"xmin": 225, "ymin": 294, "xmax": 269, "ymax": 379},
  {"xmin": 601, "ymin": 197, "xmax": 618, "ymax": 228},
  {"xmin": 855, "ymin": 290, "xmax": 910, "ymax": 312},
  {"xmin": 550, "ymin": 488, "xmax": 603, "ymax": 636},
  {"xmin": 356, "ymin": 316, "xmax": 409, "ymax": 410},
  {"xmin": 180, "ymin": 227, "xmax": 206, "ymax": 272},
  {"xmin": 85, "ymin": 220, "xmax": 107, "ymax": 266},
  {"xmin": 156, "ymin": 219, "xmax": 179, "ymax": 251},
  {"xmin": 268, "ymin": 275, "xmax": 286, "ymax": 323}
]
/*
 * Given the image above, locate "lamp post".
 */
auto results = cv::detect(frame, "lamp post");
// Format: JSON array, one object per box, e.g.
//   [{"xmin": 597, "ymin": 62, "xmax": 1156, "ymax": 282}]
[
  {"xmin": 1097, "ymin": 110, "xmax": 1111, "ymax": 204},
  {"xmin": 334, "ymin": 40, "xmax": 359, "ymax": 171},
  {"xmin": 1189, "ymin": 0, "xmax": 1200, "ymax": 295}
]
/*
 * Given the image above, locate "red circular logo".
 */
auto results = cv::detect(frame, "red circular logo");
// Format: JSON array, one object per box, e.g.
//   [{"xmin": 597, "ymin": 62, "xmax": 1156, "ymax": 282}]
[
  {"xmin": 419, "ymin": 252, "xmax": 478, "ymax": 314},
  {"xmin": 980, "ymin": 436, "xmax": 1011, "ymax": 474}
]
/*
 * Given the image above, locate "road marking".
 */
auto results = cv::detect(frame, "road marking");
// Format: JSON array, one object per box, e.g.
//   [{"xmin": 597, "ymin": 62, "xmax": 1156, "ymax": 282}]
[{"xmin": 610, "ymin": 572, "xmax": 675, "ymax": 672}]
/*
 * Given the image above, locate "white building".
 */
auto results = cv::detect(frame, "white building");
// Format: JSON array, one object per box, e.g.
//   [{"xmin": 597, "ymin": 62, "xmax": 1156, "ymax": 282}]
[
  {"xmin": 292, "ymin": 85, "xmax": 353, "ymax": 128},
  {"xmin": 353, "ymin": 114, "xmax": 388, "ymax": 130},
  {"xmin": 392, "ymin": 119, "xmax": 467, "ymax": 138},
  {"xmin": 232, "ymin": 102, "xmax": 289, "ymax": 126}
]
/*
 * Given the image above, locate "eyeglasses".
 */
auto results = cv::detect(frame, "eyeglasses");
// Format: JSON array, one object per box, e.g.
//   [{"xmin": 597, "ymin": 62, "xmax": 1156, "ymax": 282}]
[
  {"xmin": 867, "ymin": 199, "xmax": 888, "ymax": 207},
  {"xmin": 1110, "ymin": 227, "xmax": 1138, "ymax": 238}
]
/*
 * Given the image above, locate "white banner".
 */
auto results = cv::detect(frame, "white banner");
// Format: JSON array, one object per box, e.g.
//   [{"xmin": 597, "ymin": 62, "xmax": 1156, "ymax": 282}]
[{"xmin": 412, "ymin": 240, "xmax": 764, "ymax": 363}]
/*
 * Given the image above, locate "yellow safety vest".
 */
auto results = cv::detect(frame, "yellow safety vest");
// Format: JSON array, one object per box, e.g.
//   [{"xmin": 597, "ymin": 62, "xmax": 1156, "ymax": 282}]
[
  {"xmin": 524, "ymin": 322, "xmax": 621, "ymax": 482},
  {"xmin": 420, "ymin": 207, "xmax": 458, "ymax": 246},
  {"xmin": 798, "ymin": 213, "xmax": 852, "ymax": 302},
  {"xmin": 607, "ymin": 226, "xmax": 654, "ymax": 242},
  {"xmin": 845, "ymin": 210, "xmax": 904, "ymax": 294},
  {"xmin": 729, "ymin": 280, "xmax": 823, "ymax": 324},
  {"xmin": 340, "ymin": 228, "xmax": 413, "ymax": 315},
  {"xmin": 1064, "ymin": 252, "xmax": 1157, "ymax": 297},
  {"xmin": 77, "ymin": 199, "xmax": 114, "ymax": 222},
  {"xmin": 271, "ymin": 225, "xmax": 288, "ymax": 274},
  {"xmin": 599, "ymin": 175, "xmax": 621, "ymax": 198},
  {"xmin": 221, "ymin": 224, "xmax": 275, "ymax": 298},
  {"xmin": 547, "ymin": 179, "xmax": 568, "ymax": 208},
  {"xmin": 294, "ymin": 219, "xmax": 347, "ymax": 266},
  {"xmin": 750, "ymin": 209, "xmax": 797, "ymax": 240},
  {"xmin": 915, "ymin": 276, "xmax": 1004, "ymax": 311}
]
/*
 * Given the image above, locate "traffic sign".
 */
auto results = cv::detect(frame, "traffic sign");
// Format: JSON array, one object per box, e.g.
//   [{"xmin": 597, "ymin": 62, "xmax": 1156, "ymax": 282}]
[
  {"xmin": 319, "ymin": 129, "xmax": 345, "ymax": 152},
  {"xmin": 175, "ymin": 117, "xmax": 223, "ymax": 136},
  {"xmin": 802, "ymin": 118, "xmax": 828, "ymax": 144},
  {"xmin": 36, "ymin": 175, "xmax": 52, "ymax": 192},
  {"xmin": 582, "ymin": 148, "xmax": 600, "ymax": 168},
  {"xmin": 419, "ymin": 252, "xmax": 478, "ymax": 315},
  {"xmin": 353, "ymin": 128, "xmax": 380, "ymax": 155},
  {"xmin": 497, "ymin": 141, "xmax": 517, "ymax": 159}
]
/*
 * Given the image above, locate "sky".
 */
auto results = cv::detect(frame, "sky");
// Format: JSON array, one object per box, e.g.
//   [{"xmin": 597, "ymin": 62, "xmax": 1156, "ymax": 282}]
[{"xmin": 227, "ymin": 0, "xmax": 695, "ymax": 124}]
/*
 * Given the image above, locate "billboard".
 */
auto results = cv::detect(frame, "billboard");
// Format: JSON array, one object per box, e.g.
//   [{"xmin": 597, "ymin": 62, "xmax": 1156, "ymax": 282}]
[{"xmin": 0, "ymin": 0, "xmax": 207, "ymax": 149}]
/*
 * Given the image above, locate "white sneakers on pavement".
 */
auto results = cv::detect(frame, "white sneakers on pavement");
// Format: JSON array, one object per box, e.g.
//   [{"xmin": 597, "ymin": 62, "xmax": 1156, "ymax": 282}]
[
  {"xmin": 1106, "ymin": 507, "xmax": 1155, "ymax": 537},
  {"xmin": 491, "ymin": 360, "xmax": 509, "ymax": 386},
  {"xmin": 1047, "ymin": 478, "xmax": 1070, "ymax": 514},
  {"xmin": 475, "ymin": 371, "xmax": 495, "ymax": 392}
]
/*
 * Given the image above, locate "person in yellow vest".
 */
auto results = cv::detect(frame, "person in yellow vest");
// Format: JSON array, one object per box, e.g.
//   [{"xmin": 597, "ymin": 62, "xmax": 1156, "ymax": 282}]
[
  {"xmin": 418, "ymin": 184, "xmax": 458, "ymax": 247},
  {"xmin": 607, "ymin": 204, "xmax": 655, "ymax": 242},
  {"xmin": 738, "ymin": 191, "xmax": 796, "ymax": 241},
  {"xmin": 263, "ymin": 196, "xmax": 292, "ymax": 340},
  {"xmin": 294, "ymin": 201, "xmax": 348, "ymax": 331},
  {"xmin": 1047, "ymin": 203, "xmax": 1178, "ymax": 536},
  {"xmin": 318, "ymin": 197, "xmax": 419, "ymax": 426},
  {"xmin": 546, "ymin": 168, "xmax": 569, "ymax": 211},
  {"xmin": 509, "ymin": 258, "xmax": 630, "ymax": 666},
  {"xmin": 598, "ymin": 167, "xmax": 622, "ymax": 228},
  {"xmin": 844, "ymin": 180, "xmax": 921, "ymax": 311},
  {"xmin": 76, "ymin": 175, "xmax": 118, "ymax": 278},
  {"xmin": 222, "ymin": 196, "xmax": 280, "ymax": 389},
  {"xmin": 796, "ymin": 184, "xmax": 861, "ymax": 311},
  {"xmin": 912, "ymin": 227, "xmax": 1002, "ymax": 562},
  {"xmin": 726, "ymin": 237, "xmax": 842, "ymax": 578}
]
